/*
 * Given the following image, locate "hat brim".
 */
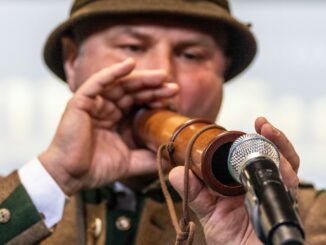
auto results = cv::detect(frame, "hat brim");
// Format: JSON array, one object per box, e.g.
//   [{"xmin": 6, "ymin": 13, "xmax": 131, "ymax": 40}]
[{"xmin": 43, "ymin": 1, "xmax": 257, "ymax": 82}]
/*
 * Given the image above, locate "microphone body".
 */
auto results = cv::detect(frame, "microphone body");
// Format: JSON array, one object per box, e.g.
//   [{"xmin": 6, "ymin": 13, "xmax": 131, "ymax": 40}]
[{"xmin": 228, "ymin": 134, "xmax": 305, "ymax": 245}]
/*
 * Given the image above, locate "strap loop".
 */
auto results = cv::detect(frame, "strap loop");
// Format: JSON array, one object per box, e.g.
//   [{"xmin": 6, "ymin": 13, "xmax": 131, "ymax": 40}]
[{"xmin": 157, "ymin": 125, "xmax": 221, "ymax": 245}]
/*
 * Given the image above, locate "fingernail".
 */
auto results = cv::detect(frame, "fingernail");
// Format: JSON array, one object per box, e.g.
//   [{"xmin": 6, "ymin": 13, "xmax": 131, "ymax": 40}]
[
  {"xmin": 124, "ymin": 57, "xmax": 135, "ymax": 64},
  {"xmin": 166, "ymin": 83, "xmax": 179, "ymax": 90}
]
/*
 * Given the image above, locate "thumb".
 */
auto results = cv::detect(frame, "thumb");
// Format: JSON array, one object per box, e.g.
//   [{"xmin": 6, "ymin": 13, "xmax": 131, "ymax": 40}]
[{"xmin": 169, "ymin": 166, "xmax": 218, "ymax": 220}]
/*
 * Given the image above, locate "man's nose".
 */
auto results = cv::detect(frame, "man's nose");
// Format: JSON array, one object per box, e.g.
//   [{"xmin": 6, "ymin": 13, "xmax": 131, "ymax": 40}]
[{"xmin": 149, "ymin": 47, "xmax": 174, "ymax": 82}]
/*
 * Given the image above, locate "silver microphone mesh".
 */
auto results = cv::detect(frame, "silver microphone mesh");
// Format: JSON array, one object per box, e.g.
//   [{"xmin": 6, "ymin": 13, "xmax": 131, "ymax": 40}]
[{"xmin": 227, "ymin": 134, "xmax": 280, "ymax": 183}]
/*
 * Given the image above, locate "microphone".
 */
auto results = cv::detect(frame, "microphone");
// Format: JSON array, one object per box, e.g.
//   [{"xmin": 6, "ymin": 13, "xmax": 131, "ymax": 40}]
[{"xmin": 228, "ymin": 134, "xmax": 305, "ymax": 245}]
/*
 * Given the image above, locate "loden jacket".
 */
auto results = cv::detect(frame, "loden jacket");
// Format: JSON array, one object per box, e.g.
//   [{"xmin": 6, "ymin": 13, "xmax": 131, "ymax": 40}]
[{"xmin": 0, "ymin": 171, "xmax": 326, "ymax": 245}]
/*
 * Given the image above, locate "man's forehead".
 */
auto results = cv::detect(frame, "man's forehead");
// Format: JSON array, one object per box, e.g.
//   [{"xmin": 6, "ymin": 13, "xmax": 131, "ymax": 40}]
[
  {"xmin": 104, "ymin": 24, "xmax": 222, "ymax": 49},
  {"xmin": 106, "ymin": 18, "xmax": 222, "ymax": 34}
]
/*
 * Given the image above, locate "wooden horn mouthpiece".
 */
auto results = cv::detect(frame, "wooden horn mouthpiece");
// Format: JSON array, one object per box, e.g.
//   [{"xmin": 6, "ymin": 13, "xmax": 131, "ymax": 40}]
[{"xmin": 133, "ymin": 109, "xmax": 245, "ymax": 196}]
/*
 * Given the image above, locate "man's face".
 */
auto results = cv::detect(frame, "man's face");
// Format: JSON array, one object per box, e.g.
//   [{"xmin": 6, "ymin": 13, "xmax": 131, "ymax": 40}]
[{"xmin": 64, "ymin": 18, "xmax": 227, "ymax": 121}]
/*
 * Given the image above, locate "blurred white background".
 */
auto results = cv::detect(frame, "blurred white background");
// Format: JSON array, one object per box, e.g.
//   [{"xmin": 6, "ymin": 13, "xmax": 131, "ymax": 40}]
[{"xmin": 0, "ymin": 0, "xmax": 325, "ymax": 188}]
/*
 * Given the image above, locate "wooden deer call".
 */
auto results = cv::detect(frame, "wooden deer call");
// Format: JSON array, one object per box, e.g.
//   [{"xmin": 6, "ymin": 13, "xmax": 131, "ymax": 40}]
[{"xmin": 133, "ymin": 109, "xmax": 246, "ymax": 196}]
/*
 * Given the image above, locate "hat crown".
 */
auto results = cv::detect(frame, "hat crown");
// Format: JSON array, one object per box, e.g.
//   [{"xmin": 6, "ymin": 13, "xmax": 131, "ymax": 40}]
[{"xmin": 71, "ymin": 0, "xmax": 230, "ymax": 15}]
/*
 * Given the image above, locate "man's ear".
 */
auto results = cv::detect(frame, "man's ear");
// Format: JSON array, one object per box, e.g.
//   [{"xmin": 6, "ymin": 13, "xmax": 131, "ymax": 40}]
[{"xmin": 61, "ymin": 36, "xmax": 78, "ymax": 92}]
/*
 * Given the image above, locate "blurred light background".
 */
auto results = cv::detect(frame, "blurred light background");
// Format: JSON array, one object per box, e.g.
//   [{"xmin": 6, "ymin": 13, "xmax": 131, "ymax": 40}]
[{"xmin": 0, "ymin": 0, "xmax": 325, "ymax": 188}]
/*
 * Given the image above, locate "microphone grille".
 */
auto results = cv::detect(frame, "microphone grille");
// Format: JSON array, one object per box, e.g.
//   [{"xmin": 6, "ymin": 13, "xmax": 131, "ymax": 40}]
[{"xmin": 228, "ymin": 134, "xmax": 280, "ymax": 182}]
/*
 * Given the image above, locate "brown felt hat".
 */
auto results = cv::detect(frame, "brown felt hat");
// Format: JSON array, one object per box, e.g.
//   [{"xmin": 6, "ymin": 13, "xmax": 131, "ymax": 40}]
[{"xmin": 43, "ymin": 0, "xmax": 257, "ymax": 82}]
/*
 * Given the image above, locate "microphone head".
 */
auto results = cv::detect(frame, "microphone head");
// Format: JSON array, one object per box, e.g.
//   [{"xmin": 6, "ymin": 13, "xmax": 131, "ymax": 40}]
[{"xmin": 228, "ymin": 134, "xmax": 280, "ymax": 183}]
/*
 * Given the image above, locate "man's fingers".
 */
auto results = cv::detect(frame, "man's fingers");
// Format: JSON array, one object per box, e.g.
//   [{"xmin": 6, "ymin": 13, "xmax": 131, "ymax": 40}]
[
  {"xmin": 77, "ymin": 58, "xmax": 136, "ymax": 98},
  {"xmin": 279, "ymin": 155, "xmax": 300, "ymax": 191},
  {"xmin": 149, "ymin": 99, "xmax": 173, "ymax": 109},
  {"xmin": 104, "ymin": 82, "xmax": 178, "ymax": 112},
  {"xmin": 101, "ymin": 72, "xmax": 179, "ymax": 101},
  {"xmin": 120, "ymin": 70, "xmax": 168, "ymax": 92},
  {"xmin": 116, "ymin": 95, "xmax": 133, "ymax": 110},
  {"xmin": 77, "ymin": 96, "xmax": 122, "ymax": 127},
  {"xmin": 133, "ymin": 83, "xmax": 179, "ymax": 102},
  {"xmin": 100, "ymin": 70, "xmax": 166, "ymax": 101},
  {"xmin": 73, "ymin": 60, "xmax": 179, "ymax": 128},
  {"xmin": 127, "ymin": 150, "xmax": 160, "ymax": 176},
  {"xmin": 255, "ymin": 117, "xmax": 300, "ymax": 173},
  {"xmin": 169, "ymin": 166, "xmax": 217, "ymax": 219}
]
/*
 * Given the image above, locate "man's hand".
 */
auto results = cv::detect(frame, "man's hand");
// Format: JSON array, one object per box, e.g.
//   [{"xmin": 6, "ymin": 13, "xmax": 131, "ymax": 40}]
[
  {"xmin": 39, "ymin": 58, "xmax": 179, "ymax": 196},
  {"xmin": 169, "ymin": 118, "xmax": 300, "ymax": 245}
]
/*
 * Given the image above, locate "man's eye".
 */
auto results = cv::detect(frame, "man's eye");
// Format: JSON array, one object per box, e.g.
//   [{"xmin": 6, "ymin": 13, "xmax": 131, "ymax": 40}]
[
  {"xmin": 182, "ymin": 52, "xmax": 203, "ymax": 61},
  {"xmin": 120, "ymin": 44, "xmax": 144, "ymax": 53}
]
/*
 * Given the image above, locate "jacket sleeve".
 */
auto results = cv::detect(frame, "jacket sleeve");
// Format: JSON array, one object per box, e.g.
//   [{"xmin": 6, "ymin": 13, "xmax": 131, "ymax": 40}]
[
  {"xmin": 0, "ymin": 171, "xmax": 51, "ymax": 244},
  {"xmin": 298, "ymin": 185, "xmax": 326, "ymax": 245}
]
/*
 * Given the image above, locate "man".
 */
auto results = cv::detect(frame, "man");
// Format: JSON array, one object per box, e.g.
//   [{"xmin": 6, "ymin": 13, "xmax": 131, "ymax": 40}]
[{"xmin": 0, "ymin": 0, "xmax": 325, "ymax": 244}]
